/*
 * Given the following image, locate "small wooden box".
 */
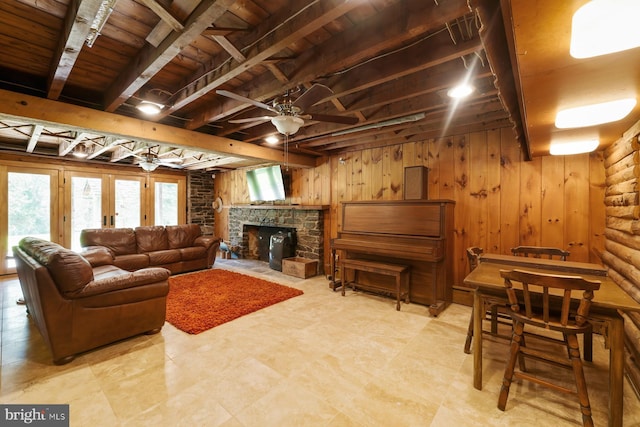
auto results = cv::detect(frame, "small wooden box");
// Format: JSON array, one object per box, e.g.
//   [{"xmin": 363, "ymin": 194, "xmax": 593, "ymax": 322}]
[{"xmin": 282, "ymin": 257, "xmax": 318, "ymax": 278}]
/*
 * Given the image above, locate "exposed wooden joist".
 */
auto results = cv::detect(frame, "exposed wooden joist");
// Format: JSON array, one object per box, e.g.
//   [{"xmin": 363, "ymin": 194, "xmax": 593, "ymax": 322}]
[
  {"xmin": 47, "ymin": 0, "xmax": 105, "ymax": 99},
  {"xmin": 58, "ymin": 131, "xmax": 87, "ymax": 156},
  {"xmin": 0, "ymin": 89, "xmax": 317, "ymax": 168},
  {"xmin": 104, "ymin": 0, "xmax": 235, "ymax": 112},
  {"xmin": 26, "ymin": 125, "xmax": 43, "ymax": 153},
  {"xmin": 138, "ymin": 0, "xmax": 184, "ymax": 32},
  {"xmin": 186, "ymin": 0, "xmax": 472, "ymax": 130},
  {"xmin": 169, "ymin": 0, "xmax": 361, "ymax": 121},
  {"xmin": 146, "ymin": 0, "xmax": 200, "ymax": 47}
]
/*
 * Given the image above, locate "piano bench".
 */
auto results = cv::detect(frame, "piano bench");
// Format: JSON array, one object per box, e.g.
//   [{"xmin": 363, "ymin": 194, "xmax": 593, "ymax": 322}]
[{"xmin": 340, "ymin": 259, "xmax": 410, "ymax": 311}]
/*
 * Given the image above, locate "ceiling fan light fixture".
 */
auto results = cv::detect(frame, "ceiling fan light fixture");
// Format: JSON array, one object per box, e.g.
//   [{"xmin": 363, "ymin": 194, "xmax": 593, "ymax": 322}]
[
  {"xmin": 136, "ymin": 101, "xmax": 164, "ymax": 115},
  {"xmin": 271, "ymin": 116, "xmax": 304, "ymax": 135},
  {"xmin": 72, "ymin": 143, "xmax": 90, "ymax": 158},
  {"xmin": 555, "ymin": 98, "xmax": 636, "ymax": 128},
  {"xmin": 139, "ymin": 161, "xmax": 159, "ymax": 172},
  {"xmin": 550, "ymin": 139, "xmax": 599, "ymax": 156},
  {"xmin": 570, "ymin": 0, "xmax": 640, "ymax": 58}
]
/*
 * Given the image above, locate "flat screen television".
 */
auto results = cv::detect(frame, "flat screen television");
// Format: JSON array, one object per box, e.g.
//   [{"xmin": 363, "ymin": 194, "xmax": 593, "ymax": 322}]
[{"xmin": 246, "ymin": 165, "xmax": 286, "ymax": 202}]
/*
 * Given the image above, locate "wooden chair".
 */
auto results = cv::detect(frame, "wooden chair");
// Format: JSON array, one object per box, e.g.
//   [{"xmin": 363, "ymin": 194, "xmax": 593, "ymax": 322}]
[
  {"xmin": 510, "ymin": 245, "xmax": 595, "ymax": 359},
  {"xmin": 497, "ymin": 269, "xmax": 601, "ymax": 427},
  {"xmin": 511, "ymin": 245, "xmax": 570, "ymax": 260},
  {"xmin": 463, "ymin": 247, "xmax": 512, "ymax": 354}
]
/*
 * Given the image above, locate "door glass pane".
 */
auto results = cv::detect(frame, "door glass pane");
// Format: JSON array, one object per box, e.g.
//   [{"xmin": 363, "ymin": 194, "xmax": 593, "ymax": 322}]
[
  {"xmin": 71, "ymin": 177, "xmax": 102, "ymax": 251},
  {"xmin": 155, "ymin": 182, "xmax": 178, "ymax": 225},
  {"xmin": 7, "ymin": 173, "xmax": 51, "ymax": 268},
  {"xmin": 115, "ymin": 179, "xmax": 140, "ymax": 228}
]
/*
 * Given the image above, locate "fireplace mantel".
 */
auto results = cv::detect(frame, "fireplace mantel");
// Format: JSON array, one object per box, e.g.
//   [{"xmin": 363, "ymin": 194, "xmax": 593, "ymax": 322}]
[{"xmin": 232, "ymin": 204, "xmax": 329, "ymax": 211}]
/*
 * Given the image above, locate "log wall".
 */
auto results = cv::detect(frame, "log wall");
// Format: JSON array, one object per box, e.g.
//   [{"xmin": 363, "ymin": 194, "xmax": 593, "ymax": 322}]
[{"xmin": 601, "ymin": 119, "xmax": 640, "ymax": 396}]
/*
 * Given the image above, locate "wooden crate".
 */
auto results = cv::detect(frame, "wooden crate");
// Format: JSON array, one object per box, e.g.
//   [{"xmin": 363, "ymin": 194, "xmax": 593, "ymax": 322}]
[{"xmin": 282, "ymin": 257, "xmax": 318, "ymax": 279}]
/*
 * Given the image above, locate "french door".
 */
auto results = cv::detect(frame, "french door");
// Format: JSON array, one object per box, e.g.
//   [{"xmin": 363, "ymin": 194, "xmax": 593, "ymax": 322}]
[
  {"xmin": 0, "ymin": 159, "xmax": 186, "ymax": 275},
  {"xmin": 0, "ymin": 166, "xmax": 58, "ymax": 275},
  {"xmin": 64, "ymin": 172, "xmax": 145, "ymax": 250}
]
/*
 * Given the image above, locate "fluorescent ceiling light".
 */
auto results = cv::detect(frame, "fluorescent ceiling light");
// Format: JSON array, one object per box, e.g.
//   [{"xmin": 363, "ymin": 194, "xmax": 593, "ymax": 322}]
[
  {"xmin": 555, "ymin": 98, "xmax": 636, "ymax": 128},
  {"xmin": 136, "ymin": 101, "xmax": 164, "ymax": 115},
  {"xmin": 265, "ymin": 135, "xmax": 279, "ymax": 144},
  {"xmin": 447, "ymin": 83, "xmax": 474, "ymax": 99},
  {"xmin": 570, "ymin": 0, "xmax": 640, "ymax": 58},
  {"xmin": 550, "ymin": 139, "xmax": 599, "ymax": 156}
]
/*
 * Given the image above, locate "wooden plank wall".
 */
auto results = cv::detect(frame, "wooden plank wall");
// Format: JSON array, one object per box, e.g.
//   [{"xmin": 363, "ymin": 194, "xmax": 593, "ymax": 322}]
[{"xmin": 214, "ymin": 127, "xmax": 606, "ymax": 287}]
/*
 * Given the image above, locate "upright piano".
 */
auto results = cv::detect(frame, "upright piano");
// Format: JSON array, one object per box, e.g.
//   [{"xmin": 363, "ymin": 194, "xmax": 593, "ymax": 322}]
[{"xmin": 331, "ymin": 199, "xmax": 455, "ymax": 316}]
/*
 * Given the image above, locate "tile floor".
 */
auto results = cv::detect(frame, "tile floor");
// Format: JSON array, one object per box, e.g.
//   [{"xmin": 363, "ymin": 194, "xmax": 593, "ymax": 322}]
[{"xmin": 1, "ymin": 259, "xmax": 639, "ymax": 426}]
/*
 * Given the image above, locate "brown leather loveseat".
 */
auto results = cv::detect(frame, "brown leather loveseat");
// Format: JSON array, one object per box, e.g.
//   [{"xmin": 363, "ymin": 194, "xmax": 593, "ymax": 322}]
[
  {"xmin": 80, "ymin": 224, "xmax": 221, "ymax": 274},
  {"xmin": 13, "ymin": 237, "xmax": 170, "ymax": 364}
]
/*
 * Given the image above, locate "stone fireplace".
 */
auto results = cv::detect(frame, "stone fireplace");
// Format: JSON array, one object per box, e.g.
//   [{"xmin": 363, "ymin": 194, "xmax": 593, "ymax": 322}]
[{"xmin": 228, "ymin": 205, "xmax": 326, "ymax": 273}]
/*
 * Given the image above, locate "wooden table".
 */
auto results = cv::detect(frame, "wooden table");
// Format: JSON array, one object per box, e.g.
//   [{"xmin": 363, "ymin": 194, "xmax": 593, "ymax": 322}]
[{"xmin": 463, "ymin": 254, "xmax": 640, "ymax": 427}]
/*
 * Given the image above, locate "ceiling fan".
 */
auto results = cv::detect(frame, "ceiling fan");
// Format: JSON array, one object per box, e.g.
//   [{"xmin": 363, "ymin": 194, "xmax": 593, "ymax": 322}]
[
  {"xmin": 136, "ymin": 147, "xmax": 183, "ymax": 172},
  {"xmin": 216, "ymin": 84, "xmax": 359, "ymax": 135}
]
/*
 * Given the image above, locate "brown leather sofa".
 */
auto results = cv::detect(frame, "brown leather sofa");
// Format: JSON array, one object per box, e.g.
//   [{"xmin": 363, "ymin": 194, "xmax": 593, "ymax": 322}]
[
  {"xmin": 13, "ymin": 237, "xmax": 170, "ymax": 364},
  {"xmin": 80, "ymin": 224, "xmax": 221, "ymax": 274}
]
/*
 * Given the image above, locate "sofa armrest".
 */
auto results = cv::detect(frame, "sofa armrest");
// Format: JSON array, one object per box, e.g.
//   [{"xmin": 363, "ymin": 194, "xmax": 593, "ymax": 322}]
[
  {"xmin": 81, "ymin": 246, "xmax": 114, "ymax": 267},
  {"xmin": 75, "ymin": 267, "xmax": 170, "ymax": 298},
  {"xmin": 194, "ymin": 235, "xmax": 222, "ymax": 251}
]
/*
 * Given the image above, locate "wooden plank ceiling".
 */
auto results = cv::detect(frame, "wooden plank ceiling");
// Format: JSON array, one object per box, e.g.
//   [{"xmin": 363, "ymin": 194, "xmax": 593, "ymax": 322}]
[{"xmin": 0, "ymin": 0, "xmax": 571, "ymax": 171}]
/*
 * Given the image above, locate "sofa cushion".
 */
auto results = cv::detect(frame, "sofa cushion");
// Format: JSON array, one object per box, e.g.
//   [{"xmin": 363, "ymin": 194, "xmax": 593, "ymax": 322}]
[
  {"xmin": 81, "ymin": 246, "xmax": 114, "ymax": 267},
  {"xmin": 147, "ymin": 249, "xmax": 181, "ymax": 266},
  {"xmin": 178, "ymin": 246, "xmax": 207, "ymax": 261},
  {"xmin": 166, "ymin": 224, "xmax": 201, "ymax": 249},
  {"xmin": 135, "ymin": 226, "xmax": 168, "ymax": 253},
  {"xmin": 19, "ymin": 237, "xmax": 93, "ymax": 297},
  {"xmin": 113, "ymin": 253, "xmax": 150, "ymax": 271},
  {"xmin": 80, "ymin": 228, "xmax": 137, "ymax": 256}
]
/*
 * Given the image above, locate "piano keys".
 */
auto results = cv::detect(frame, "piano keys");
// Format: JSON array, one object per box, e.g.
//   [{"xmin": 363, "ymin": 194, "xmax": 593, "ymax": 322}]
[{"xmin": 331, "ymin": 199, "xmax": 455, "ymax": 316}]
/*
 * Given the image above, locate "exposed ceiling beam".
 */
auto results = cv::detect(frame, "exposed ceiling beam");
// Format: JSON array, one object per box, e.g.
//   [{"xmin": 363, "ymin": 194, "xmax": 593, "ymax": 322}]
[
  {"xmin": 0, "ymin": 89, "xmax": 317, "ymax": 168},
  {"xmin": 104, "ymin": 0, "xmax": 235, "ymax": 112},
  {"xmin": 47, "ymin": 0, "xmax": 105, "ymax": 99},
  {"xmin": 186, "ymin": 0, "xmax": 472, "ymax": 130},
  {"xmin": 138, "ymin": 0, "xmax": 184, "ymax": 32},
  {"xmin": 168, "ymin": 0, "xmax": 361, "ymax": 120}
]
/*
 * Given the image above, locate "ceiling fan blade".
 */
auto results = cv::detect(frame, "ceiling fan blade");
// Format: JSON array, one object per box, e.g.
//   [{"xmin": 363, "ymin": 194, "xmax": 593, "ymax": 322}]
[
  {"xmin": 229, "ymin": 116, "xmax": 274, "ymax": 124},
  {"xmin": 303, "ymin": 113, "xmax": 359, "ymax": 125},
  {"xmin": 293, "ymin": 84, "xmax": 334, "ymax": 111},
  {"xmin": 159, "ymin": 162, "xmax": 184, "ymax": 169},
  {"xmin": 216, "ymin": 90, "xmax": 278, "ymax": 113},
  {"xmin": 158, "ymin": 157, "xmax": 183, "ymax": 163}
]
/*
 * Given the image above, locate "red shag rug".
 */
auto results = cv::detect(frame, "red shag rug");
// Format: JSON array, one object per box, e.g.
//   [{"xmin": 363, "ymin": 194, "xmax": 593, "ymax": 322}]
[{"xmin": 166, "ymin": 269, "xmax": 303, "ymax": 334}]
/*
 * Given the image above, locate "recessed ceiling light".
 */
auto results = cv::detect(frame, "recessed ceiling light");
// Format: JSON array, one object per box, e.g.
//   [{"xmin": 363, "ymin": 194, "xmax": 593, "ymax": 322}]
[
  {"xmin": 570, "ymin": 0, "xmax": 640, "ymax": 58},
  {"xmin": 550, "ymin": 139, "xmax": 599, "ymax": 156},
  {"xmin": 265, "ymin": 135, "xmax": 279, "ymax": 144},
  {"xmin": 447, "ymin": 83, "xmax": 474, "ymax": 99},
  {"xmin": 555, "ymin": 98, "xmax": 636, "ymax": 129}
]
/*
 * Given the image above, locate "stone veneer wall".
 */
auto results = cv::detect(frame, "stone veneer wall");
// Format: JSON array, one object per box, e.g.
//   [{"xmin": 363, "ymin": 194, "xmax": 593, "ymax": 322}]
[
  {"xmin": 601, "ymin": 119, "xmax": 640, "ymax": 395},
  {"xmin": 228, "ymin": 206, "xmax": 324, "ymax": 272},
  {"xmin": 187, "ymin": 172, "xmax": 214, "ymax": 235}
]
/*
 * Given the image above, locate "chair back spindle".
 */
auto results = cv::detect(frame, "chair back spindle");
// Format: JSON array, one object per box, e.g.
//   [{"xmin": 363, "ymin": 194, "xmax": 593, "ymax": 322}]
[
  {"xmin": 511, "ymin": 246, "xmax": 569, "ymax": 260},
  {"xmin": 500, "ymin": 269, "xmax": 600, "ymax": 329}
]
